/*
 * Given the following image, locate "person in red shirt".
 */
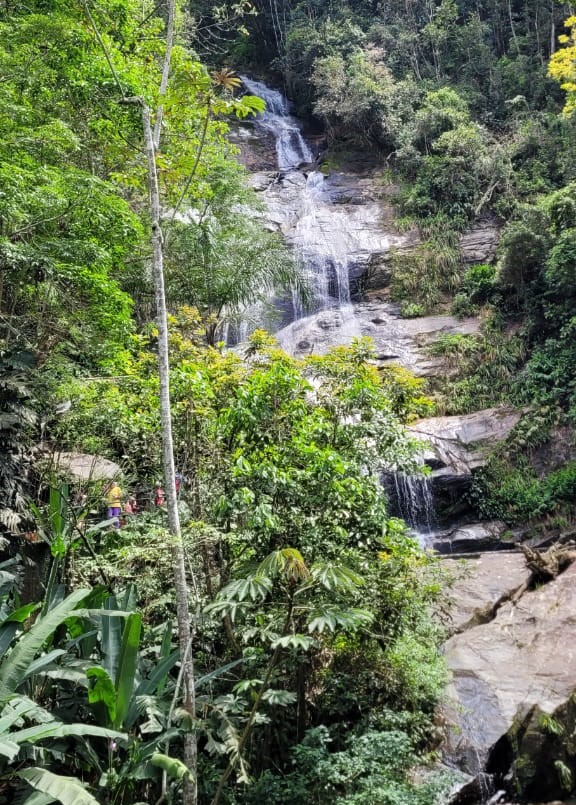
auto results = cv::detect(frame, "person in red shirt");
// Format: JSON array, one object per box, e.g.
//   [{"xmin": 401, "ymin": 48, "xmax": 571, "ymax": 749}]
[{"xmin": 154, "ymin": 482, "xmax": 165, "ymax": 506}]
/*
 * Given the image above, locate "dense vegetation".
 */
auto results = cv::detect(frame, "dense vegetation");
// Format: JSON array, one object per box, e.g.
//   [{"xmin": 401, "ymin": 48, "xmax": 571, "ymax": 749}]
[
  {"xmin": 1, "ymin": 0, "xmax": 576, "ymax": 802},
  {"xmin": 0, "ymin": 1, "xmax": 451, "ymax": 803},
  {"xmin": 193, "ymin": 0, "xmax": 576, "ymax": 531}
]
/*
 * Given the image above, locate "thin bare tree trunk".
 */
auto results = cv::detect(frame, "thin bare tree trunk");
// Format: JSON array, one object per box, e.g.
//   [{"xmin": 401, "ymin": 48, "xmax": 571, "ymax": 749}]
[
  {"xmin": 508, "ymin": 0, "xmax": 520, "ymax": 55},
  {"xmin": 84, "ymin": 3, "xmax": 196, "ymax": 797},
  {"xmin": 149, "ymin": 2, "xmax": 196, "ymax": 799},
  {"xmin": 153, "ymin": 0, "xmax": 176, "ymax": 148},
  {"xmin": 141, "ymin": 100, "xmax": 197, "ymax": 805}
]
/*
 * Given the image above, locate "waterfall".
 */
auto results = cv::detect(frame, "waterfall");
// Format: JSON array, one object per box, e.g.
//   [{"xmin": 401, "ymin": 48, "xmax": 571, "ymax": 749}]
[
  {"xmin": 388, "ymin": 470, "xmax": 435, "ymax": 541},
  {"xmin": 241, "ymin": 76, "xmax": 314, "ymax": 170},
  {"xmin": 241, "ymin": 76, "xmax": 360, "ymax": 336},
  {"xmin": 292, "ymin": 171, "xmax": 353, "ymax": 313}
]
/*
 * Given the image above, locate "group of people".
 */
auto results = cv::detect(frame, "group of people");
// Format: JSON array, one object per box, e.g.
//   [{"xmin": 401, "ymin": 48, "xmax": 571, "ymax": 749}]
[
  {"xmin": 103, "ymin": 473, "xmax": 186, "ymax": 528},
  {"xmin": 104, "ymin": 482, "xmax": 136, "ymax": 529}
]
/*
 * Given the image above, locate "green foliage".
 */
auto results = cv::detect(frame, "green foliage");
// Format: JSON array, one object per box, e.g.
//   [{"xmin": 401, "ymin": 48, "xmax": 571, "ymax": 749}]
[
  {"xmin": 450, "ymin": 264, "xmax": 497, "ymax": 317},
  {"xmin": 390, "ymin": 232, "xmax": 462, "ymax": 312},
  {"xmin": 462, "ymin": 264, "xmax": 497, "ymax": 305},
  {"xmin": 311, "ymin": 49, "xmax": 418, "ymax": 148},
  {"xmin": 165, "ymin": 216, "xmax": 305, "ymax": 345},
  {"xmin": 469, "ymin": 454, "xmax": 576, "ymax": 525},
  {"xmin": 66, "ymin": 330, "xmax": 444, "ymax": 801},
  {"xmin": 240, "ymin": 723, "xmax": 451, "ymax": 805},
  {"xmin": 493, "ymin": 182, "xmax": 576, "ymax": 416},
  {"xmin": 428, "ymin": 323, "xmax": 526, "ymax": 415},
  {"xmin": 399, "ymin": 302, "xmax": 425, "ymax": 319},
  {"xmin": 0, "ymin": 587, "xmax": 90, "ymax": 699},
  {"xmin": 0, "ymin": 351, "xmax": 36, "ymax": 536},
  {"xmin": 16, "ymin": 767, "xmax": 101, "ymax": 805}
]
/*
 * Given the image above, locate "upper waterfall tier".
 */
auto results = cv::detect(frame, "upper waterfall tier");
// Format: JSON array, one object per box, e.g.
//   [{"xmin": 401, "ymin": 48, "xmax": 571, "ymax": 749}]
[{"xmin": 240, "ymin": 76, "xmax": 314, "ymax": 171}]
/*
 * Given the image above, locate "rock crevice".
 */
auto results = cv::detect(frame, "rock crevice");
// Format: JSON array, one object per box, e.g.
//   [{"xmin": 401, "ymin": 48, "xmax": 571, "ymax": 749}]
[{"xmin": 442, "ymin": 554, "xmax": 576, "ymax": 801}]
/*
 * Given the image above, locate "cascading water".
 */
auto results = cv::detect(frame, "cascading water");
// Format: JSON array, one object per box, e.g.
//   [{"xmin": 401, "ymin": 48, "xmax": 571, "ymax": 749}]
[
  {"xmin": 293, "ymin": 171, "xmax": 353, "ymax": 312},
  {"xmin": 241, "ymin": 77, "xmax": 314, "ymax": 170},
  {"xmin": 387, "ymin": 469, "xmax": 436, "ymax": 544},
  {"xmin": 242, "ymin": 77, "xmax": 439, "ymax": 544},
  {"xmin": 241, "ymin": 77, "xmax": 362, "ymax": 342}
]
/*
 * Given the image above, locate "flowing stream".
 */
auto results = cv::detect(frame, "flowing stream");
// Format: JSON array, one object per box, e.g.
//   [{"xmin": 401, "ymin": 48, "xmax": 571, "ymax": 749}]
[{"xmin": 241, "ymin": 77, "xmax": 314, "ymax": 171}]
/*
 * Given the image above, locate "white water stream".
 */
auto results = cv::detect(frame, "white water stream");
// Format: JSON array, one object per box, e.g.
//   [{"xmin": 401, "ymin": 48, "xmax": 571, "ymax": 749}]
[
  {"xmin": 242, "ymin": 77, "xmax": 361, "ymax": 339},
  {"xmin": 241, "ymin": 77, "xmax": 314, "ymax": 171}
]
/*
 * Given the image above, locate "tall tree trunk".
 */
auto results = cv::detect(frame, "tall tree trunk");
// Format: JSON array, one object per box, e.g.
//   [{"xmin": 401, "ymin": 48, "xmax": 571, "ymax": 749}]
[
  {"xmin": 141, "ymin": 100, "xmax": 197, "ymax": 805},
  {"xmin": 84, "ymin": 0, "xmax": 196, "ymax": 797},
  {"xmin": 153, "ymin": 0, "xmax": 175, "ymax": 148}
]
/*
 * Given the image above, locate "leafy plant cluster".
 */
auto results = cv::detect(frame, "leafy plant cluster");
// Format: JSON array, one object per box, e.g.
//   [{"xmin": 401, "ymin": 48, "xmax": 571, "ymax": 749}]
[
  {"xmin": 469, "ymin": 457, "xmax": 576, "ymax": 526},
  {"xmin": 1, "ymin": 319, "xmax": 447, "ymax": 803},
  {"xmin": 238, "ymin": 723, "xmax": 451, "ymax": 805}
]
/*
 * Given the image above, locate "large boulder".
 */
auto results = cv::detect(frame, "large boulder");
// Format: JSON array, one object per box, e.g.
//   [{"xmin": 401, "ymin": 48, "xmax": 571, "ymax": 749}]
[
  {"xmin": 442, "ymin": 561, "xmax": 576, "ymax": 799},
  {"xmin": 431, "ymin": 522, "xmax": 513, "ymax": 556},
  {"xmin": 442, "ymin": 552, "xmax": 531, "ymax": 634},
  {"xmin": 52, "ymin": 451, "xmax": 122, "ymax": 482},
  {"xmin": 410, "ymin": 408, "xmax": 522, "ymax": 478},
  {"xmin": 276, "ymin": 302, "xmax": 480, "ymax": 376}
]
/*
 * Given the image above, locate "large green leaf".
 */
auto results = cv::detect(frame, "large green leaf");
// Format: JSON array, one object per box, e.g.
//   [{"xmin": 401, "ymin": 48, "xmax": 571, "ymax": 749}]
[
  {"xmin": 2, "ymin": 603, "xmax": 40, "ymax": 624},
  {"xmin": 125, "ymin": 647, "xmax": 179, "ymax": 729},
  {"xmin": 114, "ymin": 612, "xmax": 142, "ymax": 729},
  {"xmin": 0, "ymin": 696, "xmax": 48, "ymax": 734},
  {"xmin": 99, "ymin": 584, "xmax": 137, "ymax": 681},
  {"xmin": 10, "ymin": 721, "xmax": 126, "ymax": 744},
  {"xmin": 0, "ymin": 623, "xmax": 19, "ymax": 657},
  {"xmin": 16, "ymin": 768, "xmax": 99, "ymax": 805},
  {"xmin": 100, "ymin": 594, "xmax": 122, "ymax": 682},
  {"xmin": 86, "ymin": 666, "xmax": 116, "ymax": 726},
  {"xmin": 19, "ymin": 792, "xmax": 55, "ymax": 805},
  {"xmin": 150, "ymin": 752, "xmax": 193, "ymax": 781},
  {"xmin": 0, "ymin": 736, "xmax": 19, "ymax": 759},
  {"xmin": 0, "ymin": 588, "xmax": 90, "ymax": 698},
  {"xmin": 23, "ymin": 650, "xmax": 66, "ymax": 681},
  {"xmin": 134, "ymin": 649, "xmax": 179, "ymax": 698},
  {"xmin": 310, "ymin": 563, "xmax": 365, "ymax": 592}
]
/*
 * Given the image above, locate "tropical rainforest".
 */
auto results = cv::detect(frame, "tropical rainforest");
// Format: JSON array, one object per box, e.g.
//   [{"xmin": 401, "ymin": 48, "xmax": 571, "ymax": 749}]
[{"xmin": 0, "ymin": 0, "xmax": 575, "ymax": 804}]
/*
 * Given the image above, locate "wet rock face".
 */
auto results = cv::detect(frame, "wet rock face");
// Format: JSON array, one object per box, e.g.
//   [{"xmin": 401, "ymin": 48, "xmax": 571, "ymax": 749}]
[
  {"xmin": 250, "ymin": 169, "xmax": 410, "ymax": 287},
  {"xmin": 442, "ymin": 560, "xmax": 576, "ymax": 799},
  {"xmin": 275, "ymin": 302, "xmax": 480, "ymax": 375},
  {"xmin": 410, "ymin": 408, "xmax": 522, "ymax": 477},
  {"xmin": 459, "ymin": 218, "xmax": 500, "ymax": 265},
  {"xmin": 431, "ymin": 522, "xmax": 513, "ymax": 556}
]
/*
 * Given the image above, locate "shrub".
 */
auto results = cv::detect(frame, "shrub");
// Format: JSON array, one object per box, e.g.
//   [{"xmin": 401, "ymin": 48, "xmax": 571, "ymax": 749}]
[
  {"xmin": 451, "ymin": 292, "xmax": 476, "ymax": 319},
  {"xmin": 400, "ymin": 302, "xmax": 425, "ymax": 318},
  {"xmin": 462, "ymin": 263, "xmax": 497, "ymax": 304}
]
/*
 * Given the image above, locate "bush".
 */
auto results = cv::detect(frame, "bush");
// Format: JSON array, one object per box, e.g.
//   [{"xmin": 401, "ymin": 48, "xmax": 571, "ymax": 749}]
[
  {"xmin": 450, "ymin": 292, "xmax": 476, "ymax": 319},
  {"xmin": 469, "ymin": 458, "xmax": 576, "ymax": 525},
  {"xmin": 462, "ymin": 263, "xmax": 497, "ymax": 304},
  {"xmin": 241, "ymin": 724, "xmax": 451, "ymax": 805},
  {"xmin": 400, "ymin": 302, "xmax": 425, "ymax": 318}
]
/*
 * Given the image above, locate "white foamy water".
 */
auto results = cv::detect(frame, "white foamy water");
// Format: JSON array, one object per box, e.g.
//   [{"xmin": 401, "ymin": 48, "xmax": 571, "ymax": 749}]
[{"xmin": 241, "ymin": 76, "xmax": 314, "ymax": 170}]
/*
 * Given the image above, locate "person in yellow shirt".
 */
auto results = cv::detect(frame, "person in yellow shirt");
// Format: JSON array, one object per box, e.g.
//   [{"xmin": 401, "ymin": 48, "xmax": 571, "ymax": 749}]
[{"xmin": 105, "ymin": 481, "xmax": 123, "ymax": 529}]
